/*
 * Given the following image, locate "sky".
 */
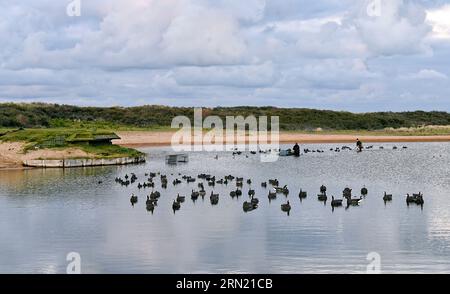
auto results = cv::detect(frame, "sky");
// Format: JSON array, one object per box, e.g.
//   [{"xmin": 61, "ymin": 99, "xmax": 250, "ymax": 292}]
[{"xmin": 0, "ymin": 0, "xmax": 449, "ymax": 112}]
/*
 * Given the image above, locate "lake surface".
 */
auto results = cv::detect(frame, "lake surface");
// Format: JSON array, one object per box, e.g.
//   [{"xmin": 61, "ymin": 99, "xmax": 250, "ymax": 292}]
[{"xmin": 1, "ymin": 142, "xmax": 450, "ymax": 274}]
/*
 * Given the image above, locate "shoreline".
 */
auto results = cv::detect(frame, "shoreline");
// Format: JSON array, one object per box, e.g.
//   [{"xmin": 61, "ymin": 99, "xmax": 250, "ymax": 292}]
[
  {"xmin": 115, "ymin": 131, "xmax": 450, "ymax": 147},
  {"xmin": 2, "ymin": 131, "xmax": 450, "ymax": 169}
]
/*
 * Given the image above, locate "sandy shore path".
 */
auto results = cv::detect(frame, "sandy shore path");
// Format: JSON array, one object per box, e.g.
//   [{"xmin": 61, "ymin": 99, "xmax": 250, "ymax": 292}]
[{"xmin": 115, "ymin": 131, "xmax": 450, "ymax": 146}]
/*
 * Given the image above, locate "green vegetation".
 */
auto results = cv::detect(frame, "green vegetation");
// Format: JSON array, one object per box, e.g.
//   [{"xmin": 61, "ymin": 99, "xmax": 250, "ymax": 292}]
[
  {"xmin": 0, "ymin": 128, "xmax": 143, "ymax": 158},
  {"xmin": 1, "ymin": 103, "xmax": 450, "ymax": 132}
]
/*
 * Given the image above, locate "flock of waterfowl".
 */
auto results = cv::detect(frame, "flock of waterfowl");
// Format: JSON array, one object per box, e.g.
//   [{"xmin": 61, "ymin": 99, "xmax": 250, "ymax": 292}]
[
  {"xmin": 114, "ymin": 170, "xmax": 425, "ymax": 215},
  {"xmin": 226, "ymin": 144, "xmax": 409, "ymax": 158}
]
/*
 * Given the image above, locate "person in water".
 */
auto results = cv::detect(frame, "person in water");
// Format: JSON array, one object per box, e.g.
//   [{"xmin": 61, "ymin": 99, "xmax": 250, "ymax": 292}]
[
  {"xmin": 293, "ymin": 143, "xmax": 300, "ymax": 157},
  {"xmin": 356, "ymin": 138, "xmax": 363, "ymax": 152}
]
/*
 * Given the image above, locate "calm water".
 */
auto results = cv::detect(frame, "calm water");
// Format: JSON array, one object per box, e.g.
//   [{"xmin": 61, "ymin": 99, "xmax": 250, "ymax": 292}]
[{"xmin": 1, "ymin": 142, "xmax": 450, "ymax": 274}]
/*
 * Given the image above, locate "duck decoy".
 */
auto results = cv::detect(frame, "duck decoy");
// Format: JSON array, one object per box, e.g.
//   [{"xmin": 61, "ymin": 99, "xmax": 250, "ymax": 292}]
[
  {"xmin": 210, "ymin": 191, "xmax": 219, "ymax": 205},
  {"xmin": 176, "ymin": 193, "xmax": 185, "ymax": 203},
  {"xmin": 275, "ymin": 185, "xmax": 289, "ymax": 195},
  {"xmin": 248, "ymin": 189, "xmax": 255, "ymax": 197},
  {"xmin": 130, "ymin": 194, "xmax": 138, "ymax": 206},
  {"xmin": 331, "ymin": 196, "xmax": 343, "ymax": 207},
  {"xmin": 230, "ymin": 190, "xmax": 237, "ymax": 197},
  {"xmin": 191, "ymin": 190, "xmax": 199, "ymax": 201},
  {"xmin": 320, "ymin": 185, "xmax": 327, "ymax": 194},
  {"xmin": 383, "ymin": 192, "xmax": 392, "ymax": 202},
  {"xmin": 346, "ymin": 197, "xmax": 362, "ymax": 207},
  {"xmin": 268, "ymin": 191, "xmax": 277, "ymax": 201},
  {"xmin": 298, "ymin": 189, "xmax": 307, "ymax": 199},
  {"xmin": 243, "ymin": 201, "xmax": 257, "ymax": 212},
  {"xmin": 172, "ymin": 200, "xmax": 181, "ymax": 211},
  {"xmin": 361, "ymin": 186, "xmax": 368, "ymax": 196},
  {"xmin": 318, "ymin": 192, "xmax": 327, "ymax": 202},
  {"xmin": 261, "ymin": 182, "xmax": 267, "ymax": 188},
  {"xmin": 146, "ymin": 202, "xmax": 155, "ymax": 213},
  {"xmin": 235, "ymin": 189, "xmax": 242, "ymax": 196},
  {"xmin": 199, "ymin": 189, "xmax": 206, "ymax": 197},
  {"xmin": 281, "ymin": 201, "xmax": 291, "ymax": 213},
  {"xmin": 343, "ymin": 187, "xmax": 352, "ymax": 199},
  {"xmin": 247, "ymin": 179, "xmax": 252, "ymax": 184}
]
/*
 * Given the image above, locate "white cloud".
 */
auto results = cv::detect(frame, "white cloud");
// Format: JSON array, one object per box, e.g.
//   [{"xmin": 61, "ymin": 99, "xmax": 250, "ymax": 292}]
[
  {"xmin": 0, "ymin": 0, "xmax": 448, "ymax": 111},
  {"xmin": 426, "ymin": 4, "xmax": 450, "ymax": 40},
  {"xmin": 404, "ymin": 69, "xmax": 448, "ymax": 80}
]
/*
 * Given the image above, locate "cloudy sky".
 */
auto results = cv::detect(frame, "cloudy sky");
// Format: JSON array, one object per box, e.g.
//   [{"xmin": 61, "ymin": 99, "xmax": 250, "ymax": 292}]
[{"xmin": 0, "ymin": 0, "xmax": 449, "ymax": 111}]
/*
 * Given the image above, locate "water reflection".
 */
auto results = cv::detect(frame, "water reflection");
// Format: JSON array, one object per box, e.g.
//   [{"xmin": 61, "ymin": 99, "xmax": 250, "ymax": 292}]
[{"xmin": 1, "ymin": 142, "xmax": 450, "ymax": 273}]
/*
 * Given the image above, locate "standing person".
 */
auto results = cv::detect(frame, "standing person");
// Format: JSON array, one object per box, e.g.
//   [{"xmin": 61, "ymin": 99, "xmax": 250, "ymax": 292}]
[
  {"xmin": 293, "ymin": 143, "xmax": 300, "ymax": 157},
  {"xmin": 356, "ymin": 138, "xmax": 363, "ymax": 152}
]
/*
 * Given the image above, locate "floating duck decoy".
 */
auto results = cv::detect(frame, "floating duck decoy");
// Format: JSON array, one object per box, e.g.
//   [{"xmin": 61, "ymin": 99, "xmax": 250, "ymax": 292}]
[
  {"xmin": 243, "ymin": 201, "xmax": 257, "ymax": 212},
  {"xmin": 210, "ymin": 191, "xmax": 219, "ymax": 205},
  {"xmin": 320, "ymin": 185, "xmax": 327, "ymax": 194},
  {"xmin": 298, "ymin": 189, "xmax": 307, "ymax": 199},
  {"xmin": 130, "ymin": 194, "xmax": 138, "ymax": 206},
  {"xmin": 275, "ymin": 185, "xmax": 289, "ymax": 195},
  {"xmin": 191, "ymin": 190, "xmax": 199, "ymax": 201},
  {"xmin": 199, "ymin": 189, "xmax": 206, "ymax": 197},
  {"xmin": 361, "ymin": 186, "xmax": 368, "ymax": 196},
  {"xmin": 281, "ymin": 201, "xmax": 291, "ymax": 213},
  {"xmin": 248, "ymin": 189, "xmax": 255, "ymax": 197},
  {"xmin": 176, "ymin": 193, "xmax": 185, "ymax": 203},
  {"xmin": 318, "ymin": 192, "xmax": 327, "ymax": 202},
  {"xmin": 268, "ymin": 191, "xmax": 277, "ymax": 201},
  {"xmin": 172, "ymin": 200, "xmax": 181, "ymax": 211},
  {"xmin": 146, "ymin": 202, "xmax": 155, "ymax": 213},
  {"xmin": 346, "ymin": 197, "xmax": 362, "ymax": 207},
  {"xmin": 343, "ymin": 187, "xmax": 352, "ymax": 199},
  {"xmin": 331, "ymin": 196, "xmax": 343, "ymax": 207},
  {"xmin": 261, "ymin": 182, "xmax": 267, "ymax": 188},
  {"xmin": 383, "ymin": 192, "xmax": 393, "ymax": 202}
]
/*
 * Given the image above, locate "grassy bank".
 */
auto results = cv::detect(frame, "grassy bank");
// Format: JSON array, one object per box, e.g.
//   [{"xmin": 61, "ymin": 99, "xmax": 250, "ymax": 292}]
[
  {"xmin": 0, "ymin": 128, "xmax": 143, "ymax": 158},
  {"xmin": 1, "ymin": 103, "xmax": 450, "ymax": 131}
]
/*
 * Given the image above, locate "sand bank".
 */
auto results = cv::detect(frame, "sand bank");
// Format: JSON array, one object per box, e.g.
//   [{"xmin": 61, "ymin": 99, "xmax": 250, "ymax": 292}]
[{"xmin": 115, "ymin": 131, "xmax": 450, "ymax": 146}]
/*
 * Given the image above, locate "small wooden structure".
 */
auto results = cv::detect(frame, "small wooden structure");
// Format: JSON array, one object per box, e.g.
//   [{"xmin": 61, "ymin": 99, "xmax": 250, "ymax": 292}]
[
  {"xmin": 165, "ymin": 154, "xmax": 189, "ymax": 165},
  {"xmin": 66, "ymin": 132, "xmax": 121, "ymax": 146}
]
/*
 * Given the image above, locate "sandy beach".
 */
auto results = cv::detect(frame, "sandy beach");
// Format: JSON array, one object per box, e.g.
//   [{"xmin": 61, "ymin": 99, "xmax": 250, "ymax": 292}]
[{"xmin": 114, "ymin": 131, "xmax": 450, "ymax": 146}]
